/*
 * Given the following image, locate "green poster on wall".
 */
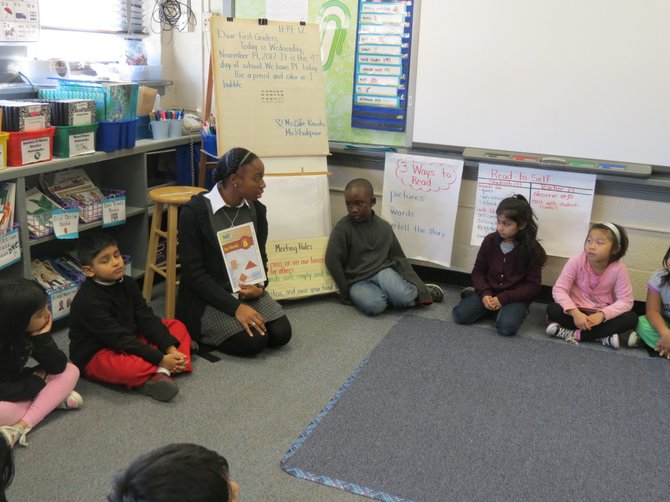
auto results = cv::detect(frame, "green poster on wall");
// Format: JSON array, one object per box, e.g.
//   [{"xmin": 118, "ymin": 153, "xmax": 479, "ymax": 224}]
[{"xmin": 236, "ymin": 0, "xmax": 406, "ymax": 147}]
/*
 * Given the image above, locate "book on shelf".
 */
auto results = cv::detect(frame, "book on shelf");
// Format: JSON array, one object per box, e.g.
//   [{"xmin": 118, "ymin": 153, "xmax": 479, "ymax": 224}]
[
  {"xmin": 40, "ymin": 168, "xmax": 105, "ymax": 207},
  {"xmin": 26, "ymin": 186, "xmax": 62, "ymax": 236},
  {"xmin": 0, "ymin": 182, "xmax": 16, "ymax": 234},
  {"xmin": 31, "ymin": 257, "xmax": 74, "ymax": 291},
  {"xmin": 216, "ymin": 222, "xmax": 267, "ymax": 293},
  {"xmin": 0, "ymin": 100, "xmax": 51, "ymax": 131}
]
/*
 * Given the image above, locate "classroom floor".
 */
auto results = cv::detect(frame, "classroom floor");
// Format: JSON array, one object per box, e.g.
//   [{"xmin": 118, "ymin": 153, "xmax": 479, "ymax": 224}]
[{"xmin": 10, "ymin": 283, "xmax": 651, "ymax": 501}]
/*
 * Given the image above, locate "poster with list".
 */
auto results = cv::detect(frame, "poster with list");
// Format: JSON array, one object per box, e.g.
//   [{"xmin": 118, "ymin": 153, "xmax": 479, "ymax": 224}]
[
  {"xmin": 210, "ymin": 17, "xmax": 329, "ymax": 156},
  {"xmin": 471, "ymin": 164, "xmax": 596, "ymax": 258},
  {"xmin": 382, "ymin": 153, "xmax": 464, "ymax": 267}
]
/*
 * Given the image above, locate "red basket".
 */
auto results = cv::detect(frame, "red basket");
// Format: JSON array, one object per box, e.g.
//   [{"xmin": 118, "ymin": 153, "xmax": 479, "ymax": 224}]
[{"xmin": 7, "ymin": 127, "xmax": 56, "ymax": 167}]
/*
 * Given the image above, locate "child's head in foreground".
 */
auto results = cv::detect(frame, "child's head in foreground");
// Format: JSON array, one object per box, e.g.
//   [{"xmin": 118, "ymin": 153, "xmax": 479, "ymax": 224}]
[{"xmin": 107, "ymin": 443, "xmax": 239, "ymax": 502}]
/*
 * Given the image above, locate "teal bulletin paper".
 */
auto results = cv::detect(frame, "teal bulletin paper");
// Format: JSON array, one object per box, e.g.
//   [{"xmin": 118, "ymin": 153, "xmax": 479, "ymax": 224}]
[{"xmin": 236, "ymin": 0, "xmax": 406, "ymax": 147}]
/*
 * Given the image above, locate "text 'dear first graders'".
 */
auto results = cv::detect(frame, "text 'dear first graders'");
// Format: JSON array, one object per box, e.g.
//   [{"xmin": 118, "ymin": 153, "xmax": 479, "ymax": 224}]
[
  {"xmin": 472, "ymin": 164, "xmax": 596, "ymax": 258},
  {"xmin": 210, "ymin": 16, "xmax": 329, "ymax": 157}
]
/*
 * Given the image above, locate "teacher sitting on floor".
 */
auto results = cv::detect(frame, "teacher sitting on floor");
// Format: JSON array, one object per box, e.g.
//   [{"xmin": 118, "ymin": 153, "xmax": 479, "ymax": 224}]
[{"xmin": 176, "ymin": 147, "xmax": 292, "ymax": 356}]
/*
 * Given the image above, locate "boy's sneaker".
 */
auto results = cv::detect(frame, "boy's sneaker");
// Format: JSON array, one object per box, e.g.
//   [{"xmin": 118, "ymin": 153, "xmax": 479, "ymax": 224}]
[
  {"xmin": 601, "ymin": 334, "xmax": 620, "ymax": 350},
  {"xmin": 137, "ymin": 373, "xmax": 179, "ymax": 402},
  {"xmin": 546, "ymin": 322, "xmax": 579, "ymax": 344},
  {"xmin": 426, "ymin": 284, "xmax": 444, "ymax": 303},
  {"xmin": 460, "ymin": 287, "xmax": 476, "ymax": 299},
  {"xmin": 627, "ymin": 330, "xmax": 642, "ymax": 348},
  {"xmin": 0, "ymin": 424, "xmax": 31, "ymax": 448},
  {"xmin": 57, "ymin": 390, "xmax": 83, "ymax": 410}
]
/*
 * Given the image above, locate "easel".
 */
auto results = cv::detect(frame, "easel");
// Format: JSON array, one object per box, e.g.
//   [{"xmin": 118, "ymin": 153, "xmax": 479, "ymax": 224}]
[{"xmin": 197, "ymin": 56, "xmax": 217, "ymax": 188}]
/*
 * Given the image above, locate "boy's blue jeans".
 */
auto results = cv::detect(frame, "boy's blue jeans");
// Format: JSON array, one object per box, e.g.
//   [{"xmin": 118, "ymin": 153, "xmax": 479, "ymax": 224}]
[
  {"xmin": 349, "ymin": 267, "xmax": 418, "ymax": 316},
  {"xmin": 452, "ymin": 293, "xmax": 528, "ymax": 336}
]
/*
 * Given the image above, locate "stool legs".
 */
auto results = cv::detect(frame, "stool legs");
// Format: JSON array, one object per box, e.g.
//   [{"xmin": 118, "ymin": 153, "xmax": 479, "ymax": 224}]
[
  {"xmin": 143, "ymin": 201, "xmax": 164, "ymax": 303},
  {"xmin": 164, "ymin": 204, "xmax": 179, "ymax": 318}
]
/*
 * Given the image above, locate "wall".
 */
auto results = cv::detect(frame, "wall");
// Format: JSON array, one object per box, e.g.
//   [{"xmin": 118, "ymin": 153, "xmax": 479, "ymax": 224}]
[
  {"xmin": 327, "ymin": 159, "xmax": 670, "ymax": 302},
  {"xmin": 160, "ymin": 0, "xmax": 233, "ymax": 114},
  {"xmin": 159, "ymin": 3, "xmax": 669, "ymax": 302}
]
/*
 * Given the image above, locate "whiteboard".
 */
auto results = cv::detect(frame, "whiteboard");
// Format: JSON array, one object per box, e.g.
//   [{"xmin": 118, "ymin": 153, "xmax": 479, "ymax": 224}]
[{"xmin": 412, "ymin": 0, "xmax": 670, "ymax": 167}]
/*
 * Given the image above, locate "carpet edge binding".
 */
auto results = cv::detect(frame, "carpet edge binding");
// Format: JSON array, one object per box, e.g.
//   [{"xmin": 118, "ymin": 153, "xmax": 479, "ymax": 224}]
[{"xmin": 281, "ymin": 352, "xmax": 413, "ymax": 502}]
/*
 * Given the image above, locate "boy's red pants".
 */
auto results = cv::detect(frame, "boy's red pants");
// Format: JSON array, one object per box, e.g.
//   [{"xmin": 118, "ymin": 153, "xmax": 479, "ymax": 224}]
[{"xmin": 84, "ymin": 319, "xmax": 192, "ymax": 388}]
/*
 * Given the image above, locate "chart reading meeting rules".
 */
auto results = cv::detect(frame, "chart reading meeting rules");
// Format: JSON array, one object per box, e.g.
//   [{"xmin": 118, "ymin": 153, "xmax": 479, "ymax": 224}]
[{"xmin": 472, "ymin": 163, "xmax": 596, "ymax": 258}]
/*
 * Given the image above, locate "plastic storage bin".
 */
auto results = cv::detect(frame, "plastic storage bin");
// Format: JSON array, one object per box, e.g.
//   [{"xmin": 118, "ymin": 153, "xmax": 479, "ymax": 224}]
[
  {"xmin": 58, "ymin": 188, "xmax": 126, "ymax": 224},
  {"xmin": 7, "ymin": 127, "xmax": 55, "ymax": 167},
  {"xmin": 136, "ymin": 115, "xmax": 151, "ymax": 139},
  {"xmin": 96, "ymin": 119, "xmax": 138, "ymax": 152},
  {"xmin": 200, "ymin": 131, "xmax": 217, "ymax": 156},
  {"xmin": 54, "ymin": 123, "xmax": 98, "ymax": 158}
]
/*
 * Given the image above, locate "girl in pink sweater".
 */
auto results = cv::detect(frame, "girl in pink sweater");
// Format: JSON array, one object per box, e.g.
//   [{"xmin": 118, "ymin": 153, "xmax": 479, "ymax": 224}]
[{"xmin": 545, "ymin": 222, "xmax": 638, "ymax": 349}]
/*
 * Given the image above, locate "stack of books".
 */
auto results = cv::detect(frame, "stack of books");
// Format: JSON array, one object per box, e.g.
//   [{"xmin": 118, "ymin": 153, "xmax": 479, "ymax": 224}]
[{"xmin": 0, "ymin": 100, "xmax": 51, "ymax": 131}]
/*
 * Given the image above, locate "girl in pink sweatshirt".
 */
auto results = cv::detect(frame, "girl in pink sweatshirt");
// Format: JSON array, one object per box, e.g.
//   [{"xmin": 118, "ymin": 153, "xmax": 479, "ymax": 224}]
[{"xmin": 545, "ymin": 222, "xmax": 638, "ymax": 349}]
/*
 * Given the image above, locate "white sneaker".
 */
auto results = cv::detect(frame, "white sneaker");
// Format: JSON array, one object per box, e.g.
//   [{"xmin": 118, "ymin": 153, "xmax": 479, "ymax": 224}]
[
  {"xmin": 57, "ymin": 390, "xmax": 83, "ymax": 410},
  {"xmin": 546, "ymin": 323, "xmax": 579, "ymax": 344},
  {"xmin": 601, "ymin": 334, "xmax": 620, "ymax": 350},
  {"xmin": 627, "ymin": 331, "xmax": 642, "ymax": 348},
  {"xmin": 0, "ymin": 424, "xmax": 31, "ymax": 448}
]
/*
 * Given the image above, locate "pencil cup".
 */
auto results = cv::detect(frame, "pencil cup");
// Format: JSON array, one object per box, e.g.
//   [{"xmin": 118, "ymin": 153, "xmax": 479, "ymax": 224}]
[
  {"xmin": 168, "ymin": 119, "xmax": 183, "ymax": 138},
  {"xmin": 150, "ymin": 120, "xmax": 169, "ymax": 140}
]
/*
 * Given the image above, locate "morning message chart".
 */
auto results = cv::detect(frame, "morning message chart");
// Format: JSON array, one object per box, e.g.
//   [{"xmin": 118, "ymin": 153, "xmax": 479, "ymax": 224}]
[
  {"xmin": 472, "ymin": 163, "xmax": 596, "ymax": 257},
  {"xmin": 210, "ymin": 16, "xmax": 329, "ymax": 156}
]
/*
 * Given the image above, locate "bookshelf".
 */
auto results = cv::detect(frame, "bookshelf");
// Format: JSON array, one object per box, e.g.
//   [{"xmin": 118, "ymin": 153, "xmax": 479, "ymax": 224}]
[{"xmin": 0, "ymin": 135, "xmax": 198, "ymax": 284}]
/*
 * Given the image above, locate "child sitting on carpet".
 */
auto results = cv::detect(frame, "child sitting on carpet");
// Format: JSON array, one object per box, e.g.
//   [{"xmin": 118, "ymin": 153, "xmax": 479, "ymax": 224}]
[
  {"xmin": 0, "ymin": 279, "xmax": 84, "ymax": 447},
  {"xmin": 68, "ymin": 232, "xmax": 192, "ymax": 402},
  {"xmin": 0, "ymin": 279, "xmax": 83, "ymax": 449},
  {"xmin": 545, "ymin": 222, "xmax": 638, "ymax": 348},
  {"xmin": 325, "ymin": 178, "xmax": 443, "ymax": 316},
  {"xmin": 108, "ymin": 443, "xmax": 239, "ymax": 502},
  {"xmin": 452, "ymin": 194, "xmax": 547, "ymax": 336},
  {"xmin": 629, "ymin": 244, "xmax": 670, "ymax": 358}
]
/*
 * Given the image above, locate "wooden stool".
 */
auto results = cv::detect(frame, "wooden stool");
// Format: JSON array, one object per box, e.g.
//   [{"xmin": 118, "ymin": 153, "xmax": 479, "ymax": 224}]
[
  {"xmin": 198, "ymin": 147, "xmax": 218, "ymax": 188},
  {"xmin": 143, "ymin": 186, "xmax": 207, "ymax": 318}
]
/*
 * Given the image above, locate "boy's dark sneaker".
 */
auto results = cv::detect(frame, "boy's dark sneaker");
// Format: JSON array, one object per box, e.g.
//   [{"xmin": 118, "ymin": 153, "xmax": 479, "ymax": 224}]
[
  {"xmin": 426, "ymin": 284, "xmax": 444, "ymax": 303},
  {"xmin": 137, "ymin": 373, "xmax": 179, "ymax": 402},
  {"xmin": 460, "ymin": 287, "xmax": 476, "ymax": 299}
]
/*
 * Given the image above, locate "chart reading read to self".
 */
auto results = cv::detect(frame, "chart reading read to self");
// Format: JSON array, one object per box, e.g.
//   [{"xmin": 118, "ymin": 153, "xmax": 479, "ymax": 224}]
[{"xmin": 472, "ymin": 164, "xmax": 596, "ymax": 258}]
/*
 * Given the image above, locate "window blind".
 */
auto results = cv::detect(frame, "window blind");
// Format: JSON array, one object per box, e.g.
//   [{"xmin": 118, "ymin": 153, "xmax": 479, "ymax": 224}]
[{"xmin": 39, "ymin": 0, "xmax": 149, "ymax": 35}]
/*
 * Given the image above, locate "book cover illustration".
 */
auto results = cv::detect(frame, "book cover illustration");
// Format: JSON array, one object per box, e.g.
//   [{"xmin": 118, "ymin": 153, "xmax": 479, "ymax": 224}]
[
  {"xmin": 40, "ymin": 169, "xmax": 105, "ymax": 222},
  {"xmin": 31, "ymin": 257, "xmax": 73, "ymax": 290},
  {"xmin": 216, "ymin": 222, "xmax": 267, "ymax": 293},
  {"xmin": 26, "ymin": 186, "xmax": 62, "ymax": 237}
]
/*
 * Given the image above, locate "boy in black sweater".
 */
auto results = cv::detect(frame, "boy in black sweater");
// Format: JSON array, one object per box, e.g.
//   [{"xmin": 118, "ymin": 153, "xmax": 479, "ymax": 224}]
[{"xmin": 68, "ymin": 233, "xmax": 192, "ymax": 402}]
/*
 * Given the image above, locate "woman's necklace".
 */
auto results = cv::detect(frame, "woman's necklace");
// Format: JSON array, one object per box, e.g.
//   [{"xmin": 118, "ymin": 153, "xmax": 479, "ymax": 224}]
[{"xmin": 223, "ymin": 206, "xmax": 241, "ymax": 227}]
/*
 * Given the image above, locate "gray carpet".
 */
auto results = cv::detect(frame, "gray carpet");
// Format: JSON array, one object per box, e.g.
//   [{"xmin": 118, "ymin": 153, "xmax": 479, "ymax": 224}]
[{"xmin": 282, "ymin": 315, "xmax": 670, "ymax": 502}]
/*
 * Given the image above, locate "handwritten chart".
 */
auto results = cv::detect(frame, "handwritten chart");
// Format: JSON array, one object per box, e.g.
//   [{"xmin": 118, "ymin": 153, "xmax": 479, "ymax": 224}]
[
  {"xmin": 382, "ymin": 153, "xmax": 464, "ymax": 267},
  {"xmin": 210, "ymin": 17, "xmax": 329, "ymax": 156},
  {"xmin": 471, "ymin": 163, "xmax": 596, "ymax": 258},
  {"xmin": 265, "ymin": 236, "xmax": 336, "ymax": 299}
]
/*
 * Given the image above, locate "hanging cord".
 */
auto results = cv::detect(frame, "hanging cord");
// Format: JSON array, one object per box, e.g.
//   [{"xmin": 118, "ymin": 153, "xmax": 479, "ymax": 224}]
[{"xmin": 151, "ymin": 0, "xmax": 197, "ymax": 33}]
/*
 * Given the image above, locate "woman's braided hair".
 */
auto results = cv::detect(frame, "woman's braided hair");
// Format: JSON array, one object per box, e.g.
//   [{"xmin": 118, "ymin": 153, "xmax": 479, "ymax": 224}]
[{"xmin": 213, "ymin": 147, "xmax": 259, "ymax": 185}]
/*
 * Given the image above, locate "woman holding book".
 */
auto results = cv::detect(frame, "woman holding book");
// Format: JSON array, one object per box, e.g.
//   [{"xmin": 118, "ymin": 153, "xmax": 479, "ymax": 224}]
[{"xmin": 176, "ymin": 147, "xmax": 292, "ymax": 357}]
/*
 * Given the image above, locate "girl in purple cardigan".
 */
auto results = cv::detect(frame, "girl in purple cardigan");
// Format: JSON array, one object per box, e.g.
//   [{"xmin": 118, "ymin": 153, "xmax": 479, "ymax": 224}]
[
  {"xmin": 452, "ymin": 194, "xmax": 547, "ymax": 336},
  {"xmin": 546, "ymin": 222, "xmax": 638, "ymax": 349}
]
